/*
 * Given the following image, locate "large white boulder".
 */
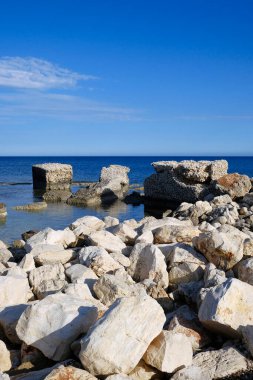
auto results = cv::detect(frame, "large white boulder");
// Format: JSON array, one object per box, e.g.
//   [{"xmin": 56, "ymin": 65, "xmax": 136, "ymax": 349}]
[
  {"xmin": 25, "ymin": 228, "xmax": 76, "ymax": 252},
  {"xmin": 16, "ymin": 293, "xmax": 98, "ymax": 361},
  {"xmin": 199, "ymin": 278, "xmax": 253, "ymax": 337},
  {"xmin": 44, "ymin": 365, "xmax": 98, "ymax": 379},
  {"xmin": 79, "ymin": 246, "xmax": 122, "ymax": 277},
  {"xmin": 65, "ymin": 264, "xmax": 98, "ymax": 293},
  {"xmin": 70, "ymin": 215, "xmax": 105, "ymax": 231},
  {"xmin": 79, "ymin": 293, "xmax": 165, "ymax": 376},
  {"xmin": 0, "ymin": 276, "xmax": 30, "ymax": 307},
  {"xmin": 87, "ymin": 230, "xmax": 126, "ymax": 253},
  {"xmin": 128, "ymin": 243, "xmax": 168, "ymax": 288},
  {"xmin": 0, "ymin": 340, "xmax": 11, "ymax": 372}
]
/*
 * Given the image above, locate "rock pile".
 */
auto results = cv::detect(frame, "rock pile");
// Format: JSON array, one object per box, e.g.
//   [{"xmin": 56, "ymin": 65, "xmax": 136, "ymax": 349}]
[{"xmin": 1, "ymin": 160, "xmax": 253, "ymax": 379}]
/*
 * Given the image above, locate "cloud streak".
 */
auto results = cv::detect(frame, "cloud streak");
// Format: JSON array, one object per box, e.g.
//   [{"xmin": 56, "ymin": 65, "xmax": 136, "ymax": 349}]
[{"xmin": 0, "ymin": 57, "xmax": 97, "ymax": 89}]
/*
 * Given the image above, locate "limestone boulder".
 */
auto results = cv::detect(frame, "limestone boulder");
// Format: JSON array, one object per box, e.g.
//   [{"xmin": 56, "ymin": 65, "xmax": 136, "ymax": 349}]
[
  {"xmin": 34, "ymin": 248, "xmax": 76, "ymax": 265},
  {"xmin": 143, "ymin": 331, "xmax": 192, "ymax": 374},
  {"xmin": 65, "ymin": 264, "xmax": 98, "ymax": 292},
  {"xmin": 0, "ymin": 276, "xmax": 30, "ymax": 307},
  {"xmin": 25, "ymin": 228, "xmax": 76, "ymax": 252},
  {"xmin": 103, "ymin": 216, "xmax": 119, "ymax": 228},
  {"xmin": 215, "ymin": 173, "xmax": 252, "ymax": 199},
  {"xmin": 0, "ymin": 340, "xmax": 11, "ymax": 372},
  {"xmin": 193, "ymin": 227, "xmax": 244, "ymax": 270},
  {"xmin": 87, "ymin": 230, "xmax": 126, "ymax": 253},
  {"xmin": 79, "ymin": 293, "xmax": 165, "ymax": 376},
  {"xmin": 154, "ymin": 225, "xmax": 200, "ymax": 244},
  {"xmin": 128, "ymin": 243, "xmax": 168, "ymax": 288},
  {"xmin": 44, "ymin": 365, "xmax": 98, "ymax": 380},
  {"xmin": 70, "ymin": 216, "xmax": 105, "ymax": 231},
  {"xmin": 129, "ymin": 360, "xmax": 161, "ymax": 380},
  {"xmin": 106, "ymin": 376, "xmax": 133, "ymax": 380},
  {"xmin": 29, "ymin": 263, "xmax": 66, "ymax": 299},
  {"xmin": 32, "ymin": 163, "xmax": 72, "ymax": 190},
  {"xmin": 108, "ymin": 223, "xmax": 137, "ymax": 245},
  {"xmin": 199, "ymin": 278, "xmax": 253, "ymax": 337},
  {"xmin": 16, "ymin": 293, "xmax": 98, "ymax": 361},
  {"xmin": 79, "ymin": 246, "xmax": 122, "ymax": 277},
  {"xmin": 18, "ymin": 254, "xmax": 35, "ymax": 272},
  {"xmin": 0, "ymin": 248, "xmax": 13, "ymax": 263}
]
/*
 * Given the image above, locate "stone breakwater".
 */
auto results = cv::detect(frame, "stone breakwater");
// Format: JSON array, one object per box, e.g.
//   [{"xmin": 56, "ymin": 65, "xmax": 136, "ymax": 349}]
[{"xmin": 2, "ymin": 160, "xmax": 253, "ymax": 378}]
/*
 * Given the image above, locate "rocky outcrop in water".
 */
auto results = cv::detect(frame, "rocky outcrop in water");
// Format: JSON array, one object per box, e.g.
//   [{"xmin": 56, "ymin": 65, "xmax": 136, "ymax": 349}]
[{"xmin": 32, "ymin": 163, "xmax": 73, "ymax": 191}]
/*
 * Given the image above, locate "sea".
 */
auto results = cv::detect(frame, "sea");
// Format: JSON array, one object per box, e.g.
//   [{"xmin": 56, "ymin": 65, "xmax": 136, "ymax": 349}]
[{"xmin": 1, "ymin": 156, "xmax": 253, "ymax": 243}]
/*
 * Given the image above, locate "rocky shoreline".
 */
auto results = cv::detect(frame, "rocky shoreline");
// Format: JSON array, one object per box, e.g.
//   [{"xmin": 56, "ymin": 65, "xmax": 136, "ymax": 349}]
[{"xmin": 1, "ymin": 159, "xmax": 253, "ymax": 379}]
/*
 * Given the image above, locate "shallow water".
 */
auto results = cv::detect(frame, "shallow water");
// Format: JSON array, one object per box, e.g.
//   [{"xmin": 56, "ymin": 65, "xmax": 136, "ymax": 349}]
[{"xmin": 1, "ymin": 156, "xmax": 253, "ymax": 243}]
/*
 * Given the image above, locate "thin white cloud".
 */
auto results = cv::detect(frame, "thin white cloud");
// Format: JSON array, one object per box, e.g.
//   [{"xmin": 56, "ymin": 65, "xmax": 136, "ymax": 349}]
[
  {"xmin": 174, "ymin": 115, "xmax": 253, "ymax": 120},
  {"xmin": 0, "ymin": 92, "xmax": 142, "ymax": 123},
  {"xmin": 0, "ymin": 56, "xmax": 97, "ymax": 89}
]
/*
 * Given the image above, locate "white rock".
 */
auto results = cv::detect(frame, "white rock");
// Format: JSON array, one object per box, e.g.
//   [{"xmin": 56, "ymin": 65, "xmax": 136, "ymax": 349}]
[
  {"xmin": 79, "ymin": 246, "xmax": 122, "ymax": 276},
  {"xmin": 0, "ymin": 241, "xmax": 7, "ymax": 249},
  {"xmin": 109, "ymin": 251, "xmax": 130, "ymax": 268},
  {"xmin": 87, "ymin": 230, "xmax": 126, "ymax": 253},
  {"xmin": 0, "ymin": 303, "xmax": 28, "ymax": 344},
  {"xmin": 193, "ymin": 227, "xmax": 244, "ymax": 270},
  {"xmin": 135, "ymin": 230, "xmax": 154, "ymax": 245},
  {"xmin": 34, "ymin": 248, "xmax": 76, "ymax": 265},
  {"xmin": 94, "ymin": 269, "xmax": 141, "ymax": 306},
  {"xmin": 65, "ymin": 264, "xmax": 98, "ymax": 292},
  {"xmin": 103, "ymin": 216, "xmax": 119, "ymax": 228},
  {"xmin": 106, "ymin": 375, "xmax": 133, "ymax": 380},
  {"xmin": 44, "ymin": 365, "xmax": 98, "ymax": 379},
  {"xmin": 154, "ymin": 225, "xmax": 200, "ymax": 244},
  {"xmin": 79, "ymin": 293, "xmax": 165, "ymax": 376},
  {"xmin": 141, "ymin": 217, "xmax": 192, "ymax": 234},
  {"xmin": 128, "ymin": 243, "xmax": 168, "ymax": 288},
  {"xmin": 18, "ymin": 254, "xmax": 35, "ymax": 272},
  {"xmin": 199, "ymin": 278, "xmax": 253, "ymax": 337},
  {"xmin": 129, "ymin": 360, "xmax": 160, "ymax": 380},
  {"xmin": 143, "ymin": 331, "xmax": 192, "ymax": 373},
  {"xmin": 108, "ymin": 223, "xmax": 137, "ymax": 245},
  {"xmin": 25, "ymin": 228, "xmax": 76, "ymax": 252},
  {"xmin": 16, "ymin": 293, "xmax": 98, "ymax": 361},
  {"xmin": 0, "ymin": 340, "xmax": 11, "ymax": 372},
  {"xmin": 70, "ymin": 215, "xmax": 105, "ymax": 231},
  {"xmin": 29, "ymin": 263, "xmax": 66, "ymax": 299},
  {"xmin": 0, "ymin": 276, "xmax": 30, "ymax": 307},
  {"xmin": 0, "ymin": 248, "xmax": 13, "ymax": 263}
]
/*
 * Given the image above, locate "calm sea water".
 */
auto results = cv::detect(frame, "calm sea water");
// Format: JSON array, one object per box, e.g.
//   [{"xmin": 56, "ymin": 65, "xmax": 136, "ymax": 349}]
[{"xmin": 1, "ymin": 156, "xmax": 253, "ymax": 243}]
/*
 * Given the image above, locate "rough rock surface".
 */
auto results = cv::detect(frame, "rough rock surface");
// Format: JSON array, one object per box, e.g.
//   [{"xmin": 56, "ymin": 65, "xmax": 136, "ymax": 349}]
[
  {"xmin": 68, "ymin": 165, "xmax": 130, "ymax": 206},
  {"xmin": 0, "ymin": 340, "xmax": 11, "ymax": 372},
  {"xmin": 79, "ymin": 293, "xmax": 165, "ymax": 376},
  {"xmin": 79, "ymin": 246, "xmax": 122, "ymax": 276},
  {"xmin": 199, "ymin": 278, "xmax": 253, "ymax": 337},
  {"xmin": 128, "ymin": 243, "xmax": 168, "ymax": 288},
  {"xmin": 25, "ymin": 228, "xmax": 76, "ymax": 252},
  {"xmin": 215, "ymin": 173, "xmax": 252, "ymax": 199},
  {"xmin": 0, "ymin": 276, "xmax": 30, "ymax": 307},
  {"xmin": 144, "ymin": 160, "xmax": 228, "ymax": 203},
  {"xmin": 13, "ymin": 202, "xmax": 47, "ymax": 211},
  {"xmin": 87, "ymin": 230, "xmax": 126, "ymax": 253},
  {"xmin": 44, "ymin": 365, "xmax": 98, "ymax": 379},
  {"xmin": 16, "ymin": 293, "xmax": 98, "ymax": 361},
  {"xmin": 32, "ymin": 163, "xmax": 72, "ymax": 190},
  {"xmin": 143, "ymin": 330, "xmax": 193, "ymax": 373}
]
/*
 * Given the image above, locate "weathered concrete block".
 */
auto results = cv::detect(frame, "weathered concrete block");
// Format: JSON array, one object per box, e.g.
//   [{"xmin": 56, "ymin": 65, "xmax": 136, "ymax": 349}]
[{"xmin": 32, "ymin": 163, "xmax": 72, "ymax": 190}]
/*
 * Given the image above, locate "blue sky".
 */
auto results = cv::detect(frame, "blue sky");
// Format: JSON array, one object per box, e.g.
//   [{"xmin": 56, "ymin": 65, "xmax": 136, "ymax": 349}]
[{"xmin": 0, "ymin": 0, "xmax": 253, "ymax": 155}]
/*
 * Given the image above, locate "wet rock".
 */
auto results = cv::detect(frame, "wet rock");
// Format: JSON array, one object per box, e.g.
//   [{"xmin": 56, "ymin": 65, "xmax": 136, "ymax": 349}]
[
  {"xmin": 16, "ymin": 293, "xmax": 98, "ymax": 361},
  {"xmin": 79, "ymin": 293, "xmax": 165, "ymax": 376},
  {"xmin": 0, "ymin": 203, "xmax": 7, "ymax": 218}
]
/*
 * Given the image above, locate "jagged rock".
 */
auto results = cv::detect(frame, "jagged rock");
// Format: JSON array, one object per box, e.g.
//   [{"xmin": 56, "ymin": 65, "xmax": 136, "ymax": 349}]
[
  {"xmin": 135, "ymin": 230, "xmax": 154, "ymax": 244},
  {"xmin": 167, "ymin": 243, "xmax": 206, "ymax": 285},
  {"xmin": 79, "ymin": 247, "xmax": 122, "ymax": 277},
  {"xmin": 32, "ymin": 163, "xmax": 72, "ymax": 190},
  {"xmin": 109, "ymin": 251, "xmax": 130, "ymax": 268},
  {"xmin": 128, "ymin": 243, "xmax": 168, "ymax": 288},
  {"xmin": 29, "ymin": 263, "xmax": 66, "ymax": 299},
  {"xmin": 70, "ymin": 216, "xmax": 105, "ymax": 231},
  {"xmin": 0, "ymin": 373, "xmax": 9, "ymax": 380},
  {"xmin": 44, "ymin": 365, "xmax": 98, "ymax": 379},
  {"xmin": 144, "ymin": 160, "xmax": 228, "ymax": 203},
  {"xmin": 142, "ymin": 280, "xmax": 174, "ymax": 313},
  {"xmin": 65, "ymin": 264, "xmax": 98, "ymax": 292},
  {"xmin": 143, "ymin": 331, "xmax": 192, "ymax": 373},
  {"xmin": 199, "ymin": 278, "xmax": 253, "ymax": 337},
  {"xmin": 0, "ymin": 276, "xmax": 30, "ymax": 307},
  {"xmin": 203, "ymin": 263, "xmax": 226, "ymax": 288},
  {"xmin": 79, "ymin": 293, "xmax": 165, "ymax": 376},
  {"xmin": 13, "ymin": 202, "xmax": 47, "ymax": 211},
  {"xmin": 243, "ymin": 193, "xmax": 253, "ymax": 206},
  {"xmin": 103, "ymin": 216, "xmax": 120, "ymax": 228},
  {"xmin": 0, "ymin": 248, "xmax": 13, "ymax": 263},
  {"xmin": 108, "ymin": 223, "xmax": 137, "ymax": 245},
  {"xmin": 237, "ymin": 257, "xmax": 253, "ymax": 285},
  {"xmin": 68, "ymin": 165, "xmax": 130, "ymax": 206},
  {"xmin": 0, "ymin": 304, "xmax": 28, "ymax": 344},
  {"xmin": 94, "ymin": 269, "xmax": 141, "ymax": 306},
  {"xmin": 34, "ymin": 248, "xmax": 76, "ymax": 265},
  {"xmin": 25, "ymin": 228, "xmax": 76, "ymax": 252},
  {"xmin": 87, "ymin": 230, "xmax": 126, "ymax": 253},
  {"xmin": 215, "ymin": 173, "xmax": 252, "ymax": 199},
  {"xmin": 153, "ymin": 224, "xmax": 200, "ymax": 244},
  {"xmin": 0, "ymin": 340, "xmax": 11, "ymax": 372},
  {"xmin": 16, "ymin": 293, "xmax": 98, "ymax": 361},
  {"xmin": 18, "ymin": 254, "xmax": 35, "ymax": 272},
  {"xmin": 193, "ymin": 227, "xmax": 244, "ymax": 270},
  {"xmin": 171, "ymin": 345, "xmax": 253, "ymax": 380},
  {"xmin": 129, "ymin": 360, "xmax": 161, "ymax": 380}
]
